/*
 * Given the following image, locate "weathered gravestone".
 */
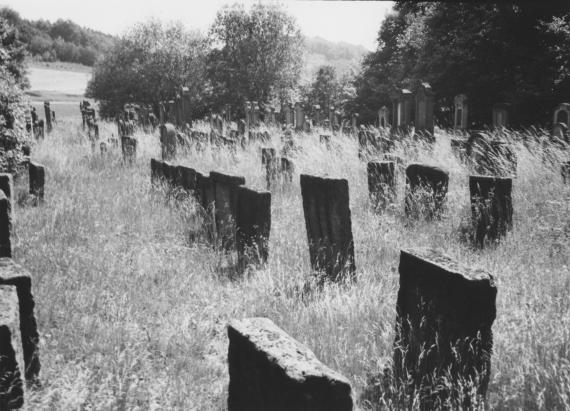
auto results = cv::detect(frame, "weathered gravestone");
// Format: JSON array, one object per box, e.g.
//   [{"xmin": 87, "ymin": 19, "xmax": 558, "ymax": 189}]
[
  {"xmin": 562, "ymin": 161, "xmax": 570, "ymax": 184},
  {"xmin": 0, "ymin": 190, "xmax": 11, "ymax": 258},
  {"xmin": 160, "ymin": 123, "xmax": 177, "ymax": 161},
  {"xmin": 394, "ymin": 249, "xmax": 496, "ymax": 407},
  {"xmin": 492, "ymin": 103, "xmax": 510, "ymax": 128},
  {"xmin": 0, "ymin": 258, "xmax": 40, "ymax": 383},
  {"xmin": 43, "ymin": 101, "xmax": 52, "ymax": 133},
  {"xmin": 470, "ymin": 176, "xmax": 513, "ymax": 247},
  {"xmin": 227, "ymin": 317, "xmax": 353, "ymax": 411},
  {"xmin": 454, "ymin": 94, "xmax": 468, "ymax": 129},
  {"xmin": 0, "ymin": 285, "xmax": 24, "ymax": 409},
  {"xmin": 261, "ymin": 148, "xmax": 277, "ymax": 190},
  {"xmin": 0, "ymin": 174, "xmax": 13, "ymax": 207},
  {"xmin": 280, "ymin": 158, "xmax": 294, "ymax": 184},
  {"xmin": 367, "ymin": 161, "xmax": 396, "ymax": 211},
  {"xmin": 390, "ymin": 89, "xmax": 414, "ymax": 134},
  {"xmin": 121, "ymin": 137, "xmax": 137, "ymax": 165},
  {"xmin": 176, "ymin": 165, "xmax": 197, "ymax": 193},
  {"xmin": 405, "ymin": 164, "xmax": 449, "ymax": 220},
  {"xmin": 300, "ymin": 174, "xmax": 355, "ymax": 282},
  {"xmin": 294, "ymin": 102, "xmax": 305, "ymax": 132},
  {"xmin": 162, "ymin": 161, "xmax": 177, "ymax": 188},
  {"xmin": 235, "ymin": 187, "xmax": 271, "ymax": 271},
  {"xmin": 211, "ymin": 172, "xmax": 246, "ymax": 249},
  {"xmin": 150, "ymin": 159, "xmax": 163, "ymax": 186},
  {"xmin": 29, "ymin": 162, "xmax": 45, "ymax": 204}
]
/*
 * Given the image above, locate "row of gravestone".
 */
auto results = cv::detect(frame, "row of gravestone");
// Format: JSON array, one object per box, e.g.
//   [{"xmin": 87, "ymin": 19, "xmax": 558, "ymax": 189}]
[{"xmin": 0, "ymin": 174, "xmax": 43, "ymax": 409}]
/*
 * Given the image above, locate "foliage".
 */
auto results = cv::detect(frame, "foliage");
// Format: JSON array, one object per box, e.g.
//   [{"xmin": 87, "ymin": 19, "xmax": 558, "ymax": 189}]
[
  {"xmin": 353, "ymin": 2, "xmax": 570, "ymax": 127},
  {"xmin": 86, "ymin": 19, "xmax": 209, "ymax": 118},
  {"xmin": 207, "ymin": 2, "xmax": 304, "ymax": 114},
  {"xmin": 0, "ymin": 7, "xmax": 114, "ymax": 66}
]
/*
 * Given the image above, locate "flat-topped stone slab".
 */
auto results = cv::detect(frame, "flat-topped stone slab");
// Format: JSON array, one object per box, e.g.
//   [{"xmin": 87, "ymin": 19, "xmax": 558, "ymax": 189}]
[
  {"xmin": 0, "ymin": 284, "xmax": 25, "ymax": 409},
  {"xmin": 228, "ymin": 317, "xmax": 353, "ymax": 411}
]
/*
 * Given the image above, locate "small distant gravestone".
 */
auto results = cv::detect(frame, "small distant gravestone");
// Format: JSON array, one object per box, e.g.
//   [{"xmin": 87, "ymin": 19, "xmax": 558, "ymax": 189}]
[
  {"xmin": 211, "ymin": 172, "xmax": 246, "ymax": 249},
  {"xmin": 160, "ymin": 123, "xmax": 177, "ymax": 161},
  {"xmin": 470, "ymin": 175, "xmax": 513, "ymax": 247},
  {"xmin": 29, "ymin": 162, "xmax": 46, "ymax": 204},
  {"xmin": 300, "ymin": 174, "xmax": 355, "ymax": 282},
  {"xmin": 121, "ymin": 137, "xmax": 137, "ymax": 165},
  {"xmin": 303, "ymin": 119, "xmax": 311, "ymax": 133},
  {"xmin": 367, "ymin": 161, "xmax": 396, "ymax": 211},
  {"xmin": 394, "ymin": 249, "xmax": 496, "ymax": 407},
  {"xmin": 261, "ymin": 148, "xmax": 277, "ymax": 190},
  {"xmin": 405, "ymin": 163, "xmax": 449, "ymax": 220},
  {"xmin": 280, "ymin": 158, "xmax": 294, "ymax": 184},
  {"xmin": 227, "ymin": 317, "xmax": 353, "ymax": 411},
  {"xmin": 235, "ymin": 186, "xmax": 271, "ymax": 270},
  {"xmin": 562, "ymin": 161, "xmax": 570, "ymax": 184},
  {"xmin": 43, "ymin": 101, "xmax": 52, "ymax": 133},
  {"xmin": 0, "ymin": 190, "xmax": 11, "ymax": 258}
]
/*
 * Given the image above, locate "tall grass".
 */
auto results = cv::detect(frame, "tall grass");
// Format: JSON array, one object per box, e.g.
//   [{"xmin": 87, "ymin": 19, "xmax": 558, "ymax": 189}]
[{"xmin": 17, "ymin": 119, "xmax": 570, "ymax": 409}]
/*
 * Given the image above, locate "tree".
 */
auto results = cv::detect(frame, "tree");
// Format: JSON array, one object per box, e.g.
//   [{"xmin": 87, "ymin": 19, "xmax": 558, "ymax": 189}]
[
  {"xmin": 207, "ymin": 2, "xmax": 304, "ymax": 114},
  {"xmin": 0, "ymin": 15, "xmax": 28, "ymax": 88},
  {"xmin": 86, "ymin": 19, "xmax": 209, "ymax": 118},
  {"xmin": 307, "ymin": 65, "xmax": 339, "ymax": 110}
]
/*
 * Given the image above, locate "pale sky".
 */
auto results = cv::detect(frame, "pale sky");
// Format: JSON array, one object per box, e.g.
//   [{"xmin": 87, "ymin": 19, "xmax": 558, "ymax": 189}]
[{"xmin": 0, "ymin": 0, "xmax": 394, "ymax": 51}]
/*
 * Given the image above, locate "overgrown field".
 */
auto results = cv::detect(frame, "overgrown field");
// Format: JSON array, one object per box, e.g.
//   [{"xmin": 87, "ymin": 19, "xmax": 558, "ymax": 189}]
[{"xmin": 18, "ymin": 119, "xmax": 570, "ymax": 409}]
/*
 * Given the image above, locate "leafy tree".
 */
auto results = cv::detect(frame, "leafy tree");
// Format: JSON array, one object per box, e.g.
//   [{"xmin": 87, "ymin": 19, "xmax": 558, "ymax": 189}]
[
  {"xmin": 306, "ymin": 65, "xmax": 339, "ymax": 110},
  {"xmin": 0, "ymin": 15, "xmax": 28, "ymax": 88},
  {"xmin": 86, "ymin": 19, "xmax": 209, "ymax": 118},
  {"xmin": 207, "ymin": 2, "xmax": 304, "ymax": 114}
]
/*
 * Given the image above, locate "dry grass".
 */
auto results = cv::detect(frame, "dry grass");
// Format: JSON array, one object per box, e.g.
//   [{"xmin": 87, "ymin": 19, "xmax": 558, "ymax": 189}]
[{"xmin": 16, "ymin": 119, "xmax": 570, "ymax": 409}]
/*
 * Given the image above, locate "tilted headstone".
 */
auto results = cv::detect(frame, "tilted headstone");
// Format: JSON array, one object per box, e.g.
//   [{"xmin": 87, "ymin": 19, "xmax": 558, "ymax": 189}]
[
  {"xmin": 405, "ymin": 163, "xmax": 449, "ymax": 220},
  {"xmin": 227, "ymin": 317, "xmax": 353, "ymax": 411},
  {"xmin": 394, "ymin": 249, "xmax": 496, "ymax": 407},
  {"xmin": 492, "ymin": 103, "xmax": 510, "ymax": 128},
  {"xmin": 367, "ymin": 161, "xmax": 396, "ymax": 211},
  {"xmin": 470, "ymin": 175, "xmax": 513, "ymax": 247},
  {"xmin": 29, "ymin": 162, "xmax": 46, "ymax": 204},
  {"xmin": 235, "ymin": 186, "xmax": 271, "ymax": 270},
  {"xmin": 43, "ymin": 101, "xmax": 52, "ymax": 133},
  {"xmin": 121, "ymin": 137, "xmax": 137, "ymax": 165},
  {"xmin": 562, "ymin": 161, "xmax": 570, "ymax": 184},
  {"xmin": 210, "ymin": 172, "xmax": 246, "ymax": 249},
  {"xmin": 160, "ymin": 123, "xmax": 177, "ymax": 161},
  {"xmin": 454, "ymin": 94, "xmax": 468, "ymax": 129},
  {"xmin": 0, "ymin": 285, "xmax": 25, "ymax": 409},
  {"xmin": 300, "ymin": 174, "xmax": 355, "ymax": 282},
  {"xmin": 0, "ymin": 258, "xmax": 41, "ymax": 383},
  {"xmin": 0, "ymin": 190, "xmax": 11, "ymax": 258}
]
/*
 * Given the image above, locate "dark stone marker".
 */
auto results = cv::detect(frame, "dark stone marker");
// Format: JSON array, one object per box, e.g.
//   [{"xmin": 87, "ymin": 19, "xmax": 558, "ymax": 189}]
[
  {"xmin": 196, "ymin": 171, "xmax": 215, "ymax": 211},
  {"xmin": 367, "ymin": 161, "xmax": 396, "ymax": 211},
  {"xmin": 235, "ymin": 186, "xmax": 271, "ymax": 270},
  {"xmin": 261, "ymin": 148, "xmax": 277, "ymax": 190},
  {"xmin": 561, "ymin": 161, "xmax": 570, "ymax": 184},
  {"xmin": 176, "ymin": 166, "xmax": 196, "ymax": 192},
  {"xmin": 0, "ymin": 191, "xmax": 11, "ymax": 258},
  {"xmin": 405, "ymin": 163, "xmax": 449, "ymax": 220},
  {"xmin": 150, "ymin": 158, "xmax": 163, "ymax": 186},
  {"xmin": 121, "ymin": 137, "xmax": 137, "ymax": 165},
  {"xmin": 469, "ymin": 175, "xmax": 513, "ymax": 247},
  {"xmin": 162, "ymin": 162, "xmax": 177, "ymax": 188},
  {"xmin": 394, "ymin": 249, "xmax": 496, "ymax": 407},
  {"xmin": 0, "ymin": 258, "xmax": 40, "ymax": 383},
  {"xmin": 0, "ymin": 174, "xmax": 13, "ymax": 206},
  {"xmin": 227, "ymin": 317, "xmax": 353, "ymax": 411},
  {"xmin": 210, "ymin": 172, "xmax": 246, "ymax": 249},
  {"xmin": 160, "ymin": 123, "xmax": 177, "ymax": 161},
  {"xmin": 0, "ymin": 285, "xmax": 25, "ymax": 409},
  {"xmin": 280, "ymin": 158, "xmax": 294, "ymax": 184},
  {"xmin": 29, "ymin": 162, "xmax": 45, "ymax": 203},
  {"xmin": 300, "ymin": 174, "xmax": 355, "ymax": 282},
  {"xmin": 43, "ymin": 101, "xmax": 52, "ymax": 133}
]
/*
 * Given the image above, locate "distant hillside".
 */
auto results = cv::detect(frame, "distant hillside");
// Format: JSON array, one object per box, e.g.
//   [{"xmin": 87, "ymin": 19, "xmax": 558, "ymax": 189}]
[
  {"xmin": 0, "ymin": 7, "xmax": 115, "ymax": 66},
  {"xmin": 302, "ymin": 36, "xmax": 369, "ymax": 83}
]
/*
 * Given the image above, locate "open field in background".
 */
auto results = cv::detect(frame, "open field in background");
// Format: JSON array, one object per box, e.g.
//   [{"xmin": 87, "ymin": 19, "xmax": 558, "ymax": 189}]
[{"xmin": 16, "ymin": 119, "xmax": 570, "ymax": 409}]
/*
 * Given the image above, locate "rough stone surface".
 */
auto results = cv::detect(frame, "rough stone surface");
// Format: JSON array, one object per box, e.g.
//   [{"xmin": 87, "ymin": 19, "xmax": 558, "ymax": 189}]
[
  {"xmin": 367, "ymin": 161, "xmax": 396, "ymax": 211},
  {"xmin": 227, "ymin": 317, "xmax": 353, "ymax": 411},
  {"xmin": 300, "ymin": 174, "xmax": 355, "ymax": 282},
  {"xmin": 405, "ymin": 163, "xmax": 449, "ymax": 220},
  {"xmin": 160, "ymin": 123, "xmax": 177, "ymax": 161},
  {"xmin": 469, "ymin": 175, "xmax": 513, "ymax": 247},
  {"xmin": 28, "ymin": 162, "xmax": 45, "ymax": 202},
  {"xmin": 394, "ymin": 249, "xmax": 496, "ymax": 407},
  {"xmin": 0, "ymin": 258, "xmax": 40, "ymax": 383},
  {"xmin": 235, "ymin": 187, "xmax": 271, "ymax": 270},
  {"xmin": 121, "ymin": 137, "xmax": 137, "ymax": 165},
  {"xmin": 0, "ymin": 285, "xmax": 24, "ymax": 409},
  {"xmin": 0, "ymin": 174, "xmax": 13, "ymax": 207},
  {"xmin": 210, "ymin": 172, "xmax": 246, "ymax": 249},
  {"xmin": 0, "ymin": 191, "xmax": 11, "ymax": 258}
]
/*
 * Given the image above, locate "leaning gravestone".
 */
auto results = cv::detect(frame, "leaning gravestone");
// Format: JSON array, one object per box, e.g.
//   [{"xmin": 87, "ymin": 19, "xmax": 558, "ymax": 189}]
[
  {"xmin": 29, "ymin": 162, "xmax": 46, "ymax": 204},
  {"xmin": 405, "ymin": 163, "xmax": 449, "ymax": 220},
  {"xmin": 210, "ymin": 172, "xmax": 246, "ymax": 249},
  {"xmin": 367, "ymin": 161, "xmax": 396, "ymax": 211},
  {"xmin": 121, "ymin": 137, "xmax": 137, "ymax": 165},
  {"xmin": 0, "ymin": 285, "xmax": 25, "ymax": 409},
  {"xmin": 470, "ymin": 175, "xmax": 513, "ymax": 247},
  {"xmin": 394, "ymin": 249, "xmax": 497, "ymax": 408},
  {"xmin": 300, "ymin": 174, "xmax": 355, "ymax": 282},
  {"xmin": 0, "ymin": 190, "xmax": 11, "ymax": 258},
  {"xmin": 160, "ymin": 123, "xmax": 177, "ymax": 161},
  {"xmin": 235, "ymin": 186, "xmax": 271, "ymax": 271},
  {"xmin": 227, "ymin": 317, "xmax": 353, "ymax": 411}
]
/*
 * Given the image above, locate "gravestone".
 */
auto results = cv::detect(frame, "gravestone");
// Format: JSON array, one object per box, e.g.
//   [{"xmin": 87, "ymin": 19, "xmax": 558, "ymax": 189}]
[
  {"xmin": 492, "ymin": 103, "xmax": 510, "ymax": 128},
  {"xmin": 414, "ymin": 82, "xmax": 435, "ymax": 139},
  {"xmin": 29, "ymin": 162, "xmax": 45, "ymax": 203},
  {"xmin": 553, "ymin": 103, "xmax": 570, "ymax": 126},
  {"xmin": 294, "ymin": 102, "xmax": 305, "ymax": 132},
  {"xmin": 300, "ymin": 174, "xmax": 355, "ymax": 282},
  {"xmin": 378, "ymin": 106, "xmax": 389, "ymax": 128},
  {"xmin": 182, "ymin": 87, "xmax": 192, "ymax": 127},
  {"xmin": 280, "ymin": 158, "xmax": 294, "ymax": 185},
  {"xmin": 160, "ymin": 123, "xmax": 177, "ymax": 161},
  {"xmin": 470, "ymin": 176, "xmax": 513, "ymax": 247},
  {"xmin": 367, "ymin": 161, "xmax": 396, "ymax": 211},
  {"xmin": 562, "ymin": 161, "xmax": 570, "ymax": 184},
  {"xmin": 0, "ymin": 285, "xmax": 24, "ymax": 409},
  {"xmin": 405, "ymin": 163, "xmax": 449, "ymax": 220},
  {"xmin": 351, "ymin": 113, "xmax": 359, "ymax": 132},
  {"xmin": 176, "ymin": 166, "xmax": 197, "ymax": 192},
  {"xmin": 227, "ymin": 317, "xmax": 353, "ymax": 411},
  {"xmin": 390, "ymin": 89, "xmax": 414, "ymax": 133},
  {"xmin": 552, "ymin": 122, "xmax": 568, "ymax": 143},
  {"xmin": 121, "ymin": 137, "xmax": 137, "ymax": 165},
  {"xmin": 394, "ymin": 249, "xmax": 496, "ymax": 407},
  {"xmin": 211, "ymin": 172, "xmax": 246, "ymax": 249},
  {"xmin": 261, "ymin": 148, "xmax": 277, "ymax": 190},
  {"xmin": 0, "ymin": 258, "xmax": 41, "ymax": 383},
  {"xmin": 150, "ymin": 159, "xmax": 163, "ymax": 186},
  {"xmin": 43, "ymin": 101, "xmax": 52, "ymax": 133},
  {"xmin": 252, "ymin": 102, "xmax": 260, "ymax": 127},
  {"xmin": 0, "ymin": 190, "xmax": 11, "ymax": 258},
  {"xmin": 235, "ymin": 186, "xmax": 271, "ymax": 270},
  {"xmin": 303, "ymin": 119, "xmax": 311, "ymax": 133},
  {"xmin": 454, "ymin": 94, "xmax": 468, "ymax": 129},
  {"xmin": 0, "ymin": 174, "xmax": 13, "ymax": 206}
]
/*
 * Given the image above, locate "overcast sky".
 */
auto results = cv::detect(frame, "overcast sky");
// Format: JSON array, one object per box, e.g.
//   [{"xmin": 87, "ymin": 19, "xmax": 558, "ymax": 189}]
[{"xmin": 1, "ymin": 0, "xmax": 394, "ymax": 51}]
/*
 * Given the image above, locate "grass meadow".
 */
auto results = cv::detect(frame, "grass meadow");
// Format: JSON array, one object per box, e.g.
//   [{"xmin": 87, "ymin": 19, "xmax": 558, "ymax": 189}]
[{"xmin": 15, "ymin": 118, "xmax": 570, "ymax": 409}]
